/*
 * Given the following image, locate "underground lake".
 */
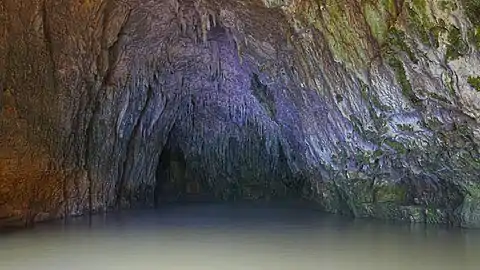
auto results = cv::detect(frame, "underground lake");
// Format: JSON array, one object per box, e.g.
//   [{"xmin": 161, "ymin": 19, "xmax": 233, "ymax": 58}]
[{"xmin": 1, "ymin": 202, "xmax": 480, "ymax": 270}]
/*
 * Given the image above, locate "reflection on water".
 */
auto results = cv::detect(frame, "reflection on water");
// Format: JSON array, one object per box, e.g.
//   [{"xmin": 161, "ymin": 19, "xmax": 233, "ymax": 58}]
[{"xmin": 1, "ymin": 202, "xmax": 479, "ymax": 270}]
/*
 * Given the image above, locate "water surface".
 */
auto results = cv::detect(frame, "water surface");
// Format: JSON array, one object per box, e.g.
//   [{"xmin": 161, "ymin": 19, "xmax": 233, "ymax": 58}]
[{"xmin": 1, "ymin": 202, "xmax": 479, "ymax": 270}]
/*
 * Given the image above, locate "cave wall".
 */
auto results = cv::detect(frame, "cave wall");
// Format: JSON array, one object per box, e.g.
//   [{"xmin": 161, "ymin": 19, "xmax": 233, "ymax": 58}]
[{"xmin": 1, "ymin": 0, "xmax": 479, "ymax": 228}]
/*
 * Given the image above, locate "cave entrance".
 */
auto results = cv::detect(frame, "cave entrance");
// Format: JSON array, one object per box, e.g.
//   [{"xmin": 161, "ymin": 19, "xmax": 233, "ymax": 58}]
[{"xmin": 154, "ymin": 144, "xmax": 205, "ymax": 207}]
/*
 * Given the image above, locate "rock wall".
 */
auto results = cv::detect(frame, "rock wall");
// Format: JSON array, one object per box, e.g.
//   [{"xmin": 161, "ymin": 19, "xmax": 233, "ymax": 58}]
[{"xmin": 1, "ymin": 0, "xmax": 479, "ymax": 228}]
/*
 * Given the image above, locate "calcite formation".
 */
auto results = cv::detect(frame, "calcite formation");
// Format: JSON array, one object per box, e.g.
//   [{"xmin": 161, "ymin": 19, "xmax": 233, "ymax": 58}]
[{"xmin": 1, "ymin": 0, "xmax": 479, "ymax": 228}]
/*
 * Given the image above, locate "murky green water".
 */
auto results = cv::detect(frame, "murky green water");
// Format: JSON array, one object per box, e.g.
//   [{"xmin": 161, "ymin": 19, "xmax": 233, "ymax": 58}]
[{"xmin": 1, "ymin": 202, "xmax": 479, "ymax": 270}]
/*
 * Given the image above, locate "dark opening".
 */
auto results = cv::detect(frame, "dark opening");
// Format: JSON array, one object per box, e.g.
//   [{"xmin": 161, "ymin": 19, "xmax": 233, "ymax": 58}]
[
  {"xmin": 154, "ymin": 141, "xmax": 208, "ymax": 207},
  {"xmin": 154, "ymin": 143, "xmax": 186, "ymax": 206}
]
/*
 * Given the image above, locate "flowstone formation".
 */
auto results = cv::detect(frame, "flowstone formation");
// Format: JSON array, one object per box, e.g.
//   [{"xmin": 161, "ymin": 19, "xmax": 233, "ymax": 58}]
[{"xmin": 1, "ymin": 0, "xmax": 479, "ymax": 228}]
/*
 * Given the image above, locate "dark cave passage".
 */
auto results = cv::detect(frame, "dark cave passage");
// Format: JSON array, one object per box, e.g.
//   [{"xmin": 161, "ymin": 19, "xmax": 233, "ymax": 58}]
[
  {"xmin": 151, "ymin": 128, "xmax": 307, "ymax": 208},
  {"xmin": 154, "ymin": 139, "xmax": 211, "ymax": 207}
]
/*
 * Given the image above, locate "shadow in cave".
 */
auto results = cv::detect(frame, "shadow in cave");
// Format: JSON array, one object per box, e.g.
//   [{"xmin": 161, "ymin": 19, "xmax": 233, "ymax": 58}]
[
  {"xmin": 152, "ymin": 133, "xmax": 312, "ymax": 208},
  {"xmin": 154, "ymin": 142, "xmax": 207, "ymax": 208}
]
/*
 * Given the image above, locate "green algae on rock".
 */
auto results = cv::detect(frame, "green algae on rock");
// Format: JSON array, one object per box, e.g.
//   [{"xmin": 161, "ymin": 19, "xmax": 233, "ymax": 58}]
[
  {"xmin": 458, "ymin": 184, "xmax": 480, "ymax": 228},
  {"xmin": 467, "ymin": 76, "xmax": 480, "ymax": 91}
]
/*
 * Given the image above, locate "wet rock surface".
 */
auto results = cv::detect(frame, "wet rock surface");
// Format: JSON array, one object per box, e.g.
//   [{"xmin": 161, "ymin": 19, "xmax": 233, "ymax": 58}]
[{"xmin": 1, "ymin": 0, "xmax": 479, "ymax": 228}]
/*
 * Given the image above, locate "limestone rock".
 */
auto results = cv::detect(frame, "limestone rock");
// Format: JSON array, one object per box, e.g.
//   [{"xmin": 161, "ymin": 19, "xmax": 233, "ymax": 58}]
[{"xmin": 1, "ymin": 0, "xmax": 479, "ymax": 228}]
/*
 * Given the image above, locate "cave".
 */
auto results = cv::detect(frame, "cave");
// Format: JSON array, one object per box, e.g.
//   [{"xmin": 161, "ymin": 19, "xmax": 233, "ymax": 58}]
[
  {"xmin": 1, "ymin": 0, "xmax": 480, "ymax": 231},
  {"xmin": 2, "ymin": 0, "xmax": 480, "ymax": 268}
]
